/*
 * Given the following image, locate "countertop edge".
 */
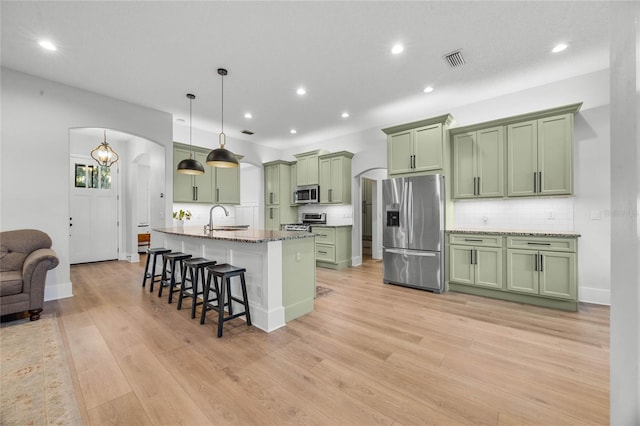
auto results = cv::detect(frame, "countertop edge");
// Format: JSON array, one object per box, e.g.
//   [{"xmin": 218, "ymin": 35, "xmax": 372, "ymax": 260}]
[
  {"xmin": 153, "ymin": 227, "xmax": 316, "ymax": 243},
  {"xmin": 446, "ymin": 229, "xmax": 581, "ymax": 238}
]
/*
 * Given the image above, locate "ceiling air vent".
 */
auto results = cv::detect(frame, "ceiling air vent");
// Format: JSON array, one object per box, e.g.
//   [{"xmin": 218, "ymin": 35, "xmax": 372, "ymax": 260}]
[
  {"xmin": 444, "ymin": 49, "xmax": 465, "ymax": 68},
  {"xmin": 241, "ymin": 129, "xmax": 254, "ymax": 135}
]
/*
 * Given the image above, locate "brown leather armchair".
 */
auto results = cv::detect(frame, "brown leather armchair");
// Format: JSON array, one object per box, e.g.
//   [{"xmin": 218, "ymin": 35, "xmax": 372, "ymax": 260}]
[{"xmin": 0, "ymin": 229, "xmax": 59, "ymax": 321}]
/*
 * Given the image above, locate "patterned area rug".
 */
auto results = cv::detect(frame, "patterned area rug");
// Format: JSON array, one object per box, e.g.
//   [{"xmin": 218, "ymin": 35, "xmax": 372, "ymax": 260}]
[
  {"xmin": 316, "ymin": 285, "xmax": 335, "ymax": 297},
  {"xmin": 1, "ymin": 314, "xmax": 82, "ymax": 425}
]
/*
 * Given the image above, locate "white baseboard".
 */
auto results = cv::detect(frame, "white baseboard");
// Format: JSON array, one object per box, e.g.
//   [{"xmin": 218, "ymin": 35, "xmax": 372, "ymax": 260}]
[
  {"xmin": 579, "ymin": 286, "xmax": 611, "ymax": 306},
  {"xmin": 44, "ymin": 281, "xmax": 73, "ymax": 301},
  {"xmin": 352, "ymin": 256, "xmax": 362, "ymax": 267}
]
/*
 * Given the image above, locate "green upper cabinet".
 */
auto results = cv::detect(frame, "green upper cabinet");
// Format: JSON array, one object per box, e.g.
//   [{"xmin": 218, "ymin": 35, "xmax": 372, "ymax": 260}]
[
  {"xmin": 263, "ymin": 160, "xmax": 297, "ymax": 230},
  {"xmin": 173, "ymin": 143, "xmax": 240, "ymax": 204},
  {"xmin": 318, "ymin": 151, "xmax": 353, "ymax": 204},
  {"xmin": 382, "ymin": 114, "xmax": 453, "ymax": 177},
  {"xmin": 294, "ymin": 150, "xmax": 328, "ymax": 186},
  {"xmin": 214, "ymin": 166, "xmax": 240, "ymax": 204},
  {"xmin": 452, "ymin": 126, "xmax": 504, "ymax": 199},
  {"xmin": 289, "ymin": 163, "xmax": 297, "ymax": 206},
  {"xmin": 507, "ymin": 112, "xmax": 576, "ymax": 197},
  {"xmin": 505, "ymin": 236, "xmax": 577, "ymax": 301},
  {"xmin": 173, "ymin": 147, "xmax": 214, "ymax": 203}
]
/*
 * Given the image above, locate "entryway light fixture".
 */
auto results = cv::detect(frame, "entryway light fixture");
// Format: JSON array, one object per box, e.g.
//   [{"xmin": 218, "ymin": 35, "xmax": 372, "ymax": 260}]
[
  {"xmin": 206, "ymin": 68, "xmax": 239, "ymax": 168},
  {"xmin": 91, "ymin": 129, "xmax": 119, "ymax": 167},
  {"xmin": 177, "ymin": 93, "xmax": 205, "ymax": 175}
]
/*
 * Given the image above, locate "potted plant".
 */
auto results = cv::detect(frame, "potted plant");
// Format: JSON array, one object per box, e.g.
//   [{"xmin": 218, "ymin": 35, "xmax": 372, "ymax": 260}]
[{"xmin": 172, "ymin": 209, "xmax": 192, "ymax": 227}]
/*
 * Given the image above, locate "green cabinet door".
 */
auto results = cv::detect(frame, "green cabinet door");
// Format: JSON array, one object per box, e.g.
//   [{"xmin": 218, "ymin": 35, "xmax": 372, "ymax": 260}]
[
  {"xmin": 194, "ymin": 151, "xmax": 214, "ymax": 203},
  {"xmin": 507, "ymin": 120, "xmax": 538, "ymax": 197},
  {"xmin": 449, "ymin": 245, "xmax": 474, "ymax": 285},
  {"xmin": 265, "ymin": 206, "xmax": 280, "ymax": 231},
  {"xmin": 318, "ymin": 157, "xmax": 331, "ymax": 202},
  {"xmin": 538, "ymin": 114, "xmax": 573, "ymax": 195},
  {"xmin": 296, "ymin": 155, "xmax": 319, "ymax": 185},
  {"xmin": 215, "ymin": 166, "xmax": 240, "ymax": 205},
  {"xmin": 539, "ymin": 251, "xmax": 576, "ymax": 300},
  {"xmin": 388, "ymin": 130, "xmax": 413, "ymax": 175},
  {"xmin": 506, "ymin": 249, "xmax": 539, "ymax": 294},
  {"xmin": 289, "ymin": 163, "xmax": 297, "ymax": 206},
  {"xmin": 476, "ymin": 126, "xmax": 504, "ymax": 198},
  {"xmin": 414, "ymin": 124, "xmax": 443, "ymax": 172},
  {"xmin": 329, "ymin": 157, "xmax": 345, "ymax": 203},
  {"xmin": 452, "ymin": 132, "xmax": 476, "ymax": 199},
  {"xmin": 173, "ymin": 147, "xmax": 195, "ymax": 202},
  {"xmin": 475, "ymin": 247, "xmax": 503, "ymax": 289},
  {"xmin": 264, "ymin": 164, "xmax": 280, "ymax": 205}
]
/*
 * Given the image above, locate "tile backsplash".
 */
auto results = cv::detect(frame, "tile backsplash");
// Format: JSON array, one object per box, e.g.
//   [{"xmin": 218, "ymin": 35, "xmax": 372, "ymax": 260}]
[{"xmin": 453, "ymin": 197, "xmax": 574, "ymax": 231}]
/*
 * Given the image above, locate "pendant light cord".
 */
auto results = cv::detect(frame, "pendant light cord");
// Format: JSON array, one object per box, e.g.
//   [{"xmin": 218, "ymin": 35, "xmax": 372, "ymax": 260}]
[{"xmin": 189, "ymin": 95, "xmax": 193, "ymax": 159}]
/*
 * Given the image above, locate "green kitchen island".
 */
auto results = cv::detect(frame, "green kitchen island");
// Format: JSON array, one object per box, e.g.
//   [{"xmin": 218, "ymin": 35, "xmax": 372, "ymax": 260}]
[{"xmin": 152, "ymin": 226, "xmax": 316, "ymax": 332}]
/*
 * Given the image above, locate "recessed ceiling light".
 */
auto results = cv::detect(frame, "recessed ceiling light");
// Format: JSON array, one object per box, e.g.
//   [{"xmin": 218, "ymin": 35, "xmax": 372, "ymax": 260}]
[
  {"xmin": 244, "ymin": 112, "xmax": 252, "ymax": 119},
  {"xmin": 552, "ymin": 43, "xmax": 568, "ymax": 53},
  {"xmin": 341, "ymin": 112, "xmax": 349, "ymax": 118},
  {"xmin": 423, "ymin": 86, "xmax": 434, "ymax": 93},
  {"xmin": 290, "ymin": 129, "xmax": 297, "ymax": 134},
  {"xmin": 296, "ymin": 87, "xmax": 306, "ymax": 95},
  {"xmin": 391, "ymin": 43, "xmax": 404, "ymax": 55},
  {"xmin": 38, "ymin": 40, "xmax": 57, "ymax": 51}
]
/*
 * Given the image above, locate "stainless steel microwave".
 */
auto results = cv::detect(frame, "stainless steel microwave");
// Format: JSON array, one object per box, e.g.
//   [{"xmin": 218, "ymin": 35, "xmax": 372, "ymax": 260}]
[{"xmin": 294, "ymin": 185, "xmax": 320, "ymax": 204}]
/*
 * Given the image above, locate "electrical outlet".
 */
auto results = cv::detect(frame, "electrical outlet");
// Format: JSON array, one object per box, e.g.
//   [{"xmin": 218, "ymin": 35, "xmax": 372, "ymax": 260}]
[
  {"xmin": 590, "ymin": 210, "xmax": 601, "ymax": 220},
  {"xmin": 295, "ymin": 252, "xmax": 301, "ymax": 262},
  {"xmin": 482, "ymin": 216, "xmax": 489, "ymax": 223},
  {"xmin": 547, "ymin": 210, "xmax": 555, "ymax": 220}
]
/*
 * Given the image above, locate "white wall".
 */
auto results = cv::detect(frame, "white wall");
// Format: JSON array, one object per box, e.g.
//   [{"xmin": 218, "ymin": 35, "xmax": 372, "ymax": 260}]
[
  {"xmin": 1, "ymin": 68, "xmax": 173, "ymax": 300},
  {"xmin": 609, "ymin": 2, "xmax": 640, "ymax": 423}
]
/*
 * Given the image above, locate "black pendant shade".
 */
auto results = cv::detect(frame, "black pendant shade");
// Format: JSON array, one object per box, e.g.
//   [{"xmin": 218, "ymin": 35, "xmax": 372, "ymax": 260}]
[
  {"xmin": 206, "ymin": 147, "xmax": 239, "ymax": 168},
  {"xmin": 177, "ymin": 93, "xmax": 205, "ymax": 175},
  {"xmin": 177, "ymin": 157, "xmax": 206, "ymax": 174},
  {"xmin": 206, "ymin": 68, "xmax": 239, "ymax": 168}
]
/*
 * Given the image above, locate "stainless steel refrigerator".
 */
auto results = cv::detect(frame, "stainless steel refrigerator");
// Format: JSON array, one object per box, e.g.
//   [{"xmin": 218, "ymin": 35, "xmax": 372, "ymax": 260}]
[{"xmin": 382, "ymin": 174, "xmax": 445, "ymax": 293}]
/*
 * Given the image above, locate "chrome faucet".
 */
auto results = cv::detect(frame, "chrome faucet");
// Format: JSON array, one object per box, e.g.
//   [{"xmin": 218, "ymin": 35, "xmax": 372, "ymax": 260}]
[{"xmin": 205, "ymin": 204, "xmax": 229, "ymax": 232}]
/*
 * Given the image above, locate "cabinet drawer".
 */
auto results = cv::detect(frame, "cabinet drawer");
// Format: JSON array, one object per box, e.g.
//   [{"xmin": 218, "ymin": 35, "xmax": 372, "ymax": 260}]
[
  {"xmin": 315, "ymin": 244, "xmax": 335, "ymax": 262},
  {"xmin": 313, "ymin": 227, "xmax": 336, "ymax": 245},
  {"xmin": 507, "ymin": 236, "xmax": 576, "ymax": 252},
  {"xmin": 449, "ymin": 234, "xmax": 502, "ymax": 247}
]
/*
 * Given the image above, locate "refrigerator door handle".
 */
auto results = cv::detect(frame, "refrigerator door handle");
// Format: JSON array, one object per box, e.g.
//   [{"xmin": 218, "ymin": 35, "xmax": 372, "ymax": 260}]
[
  {"xmin": 407, "ymin": 181, "xmax": 414, "ymax": 245},
  {"xmin": 385, "ymin": 248, "xmax": 436, "ymax": 257}
]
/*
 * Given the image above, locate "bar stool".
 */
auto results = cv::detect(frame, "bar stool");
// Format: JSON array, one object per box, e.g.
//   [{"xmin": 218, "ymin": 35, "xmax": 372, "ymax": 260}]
[
  {"xmin": 142, "ymin": 248, "xmax": 171, "ymax": 292},
  {"xmin": 158, "ymin": 252, "xmax": 192, "ymax": 303},
  {"xmin": 177, "ymin": 257, "xmax": 217, "ymax": 319},
  {"xmin": 200, "ymin": 264, "xmax": 252, "ymax": 337}
]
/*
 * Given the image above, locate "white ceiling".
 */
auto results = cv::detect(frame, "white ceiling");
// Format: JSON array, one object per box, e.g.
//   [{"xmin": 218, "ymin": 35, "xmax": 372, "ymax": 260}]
[{"xmin": 1, "ymin": 1, "xmax": 610, "ymax": 150}]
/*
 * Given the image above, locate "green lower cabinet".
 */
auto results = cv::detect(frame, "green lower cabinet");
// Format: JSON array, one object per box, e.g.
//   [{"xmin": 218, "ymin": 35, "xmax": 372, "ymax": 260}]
[
  {"xmin": 312, "ymin": 226, "xmax": 352, "ymax": 270},
  {"xmin": 506, "ymin": 249, "xmax": 576, "ymax": 300},
  {"xmin": 449, "ymin": 245, "xmax": 502, "ymax": 289},
  {"xmin": 449, "ymin": 233, "xmax": 578, "ymax": 311}
]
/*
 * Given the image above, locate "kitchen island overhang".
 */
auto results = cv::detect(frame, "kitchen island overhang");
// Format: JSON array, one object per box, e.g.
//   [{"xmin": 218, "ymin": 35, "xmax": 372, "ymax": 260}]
[{"xmin": 152, "ymin": 227, "xmax": 316, "ymax": 333}]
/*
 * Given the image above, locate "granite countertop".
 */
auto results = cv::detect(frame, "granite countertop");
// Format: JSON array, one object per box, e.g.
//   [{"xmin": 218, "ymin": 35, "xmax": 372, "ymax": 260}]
[
  {"xmin": 446, "ymin": 229, "xmax": 581, "ymax": 238},
  {"xmin": 154, "ymin": 226, "xmax": 316, "ymax": 243}
]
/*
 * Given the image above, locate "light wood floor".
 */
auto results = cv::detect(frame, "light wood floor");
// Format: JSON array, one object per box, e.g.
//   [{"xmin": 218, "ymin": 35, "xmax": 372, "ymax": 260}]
[{"xmin": 46, "ymin": 257, "xmax": 609, "ymax": 425}]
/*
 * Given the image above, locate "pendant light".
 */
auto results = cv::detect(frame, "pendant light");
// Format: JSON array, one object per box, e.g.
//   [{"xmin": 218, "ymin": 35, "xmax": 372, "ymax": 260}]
[
  {"xmin": 206, "ymin": 68, "xmax": 239, "ymax": 168},
  {"xmin": 176, "ymin": 93, "xmax": 205, "ymax": 175},
  {"xmin": 91, "ymin": 129, "xmax": 119, "ymax": 167}
]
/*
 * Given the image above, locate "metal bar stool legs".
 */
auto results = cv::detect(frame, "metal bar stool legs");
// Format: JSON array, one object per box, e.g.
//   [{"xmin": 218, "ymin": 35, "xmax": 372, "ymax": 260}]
[
  {"xmin": 158, "ymin": 252, "xmax": 192, "ymax": 303},
  {"xmin": 142, "ymin": 248, "xmax": 171, "ymax": 292},
  {"xmin": 200, "ymin": 264, "xmax": 252, "ymax": 337},
  {"xmin": 177, "ymin": 258, "xmax": 217, "ymax": 319}
]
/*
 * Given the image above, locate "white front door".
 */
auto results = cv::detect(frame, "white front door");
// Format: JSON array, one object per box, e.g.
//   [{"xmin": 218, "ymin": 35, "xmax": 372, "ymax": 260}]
[{"xmin": 70, "ymin": 156, "xmax": 119, "ymax": 264}]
